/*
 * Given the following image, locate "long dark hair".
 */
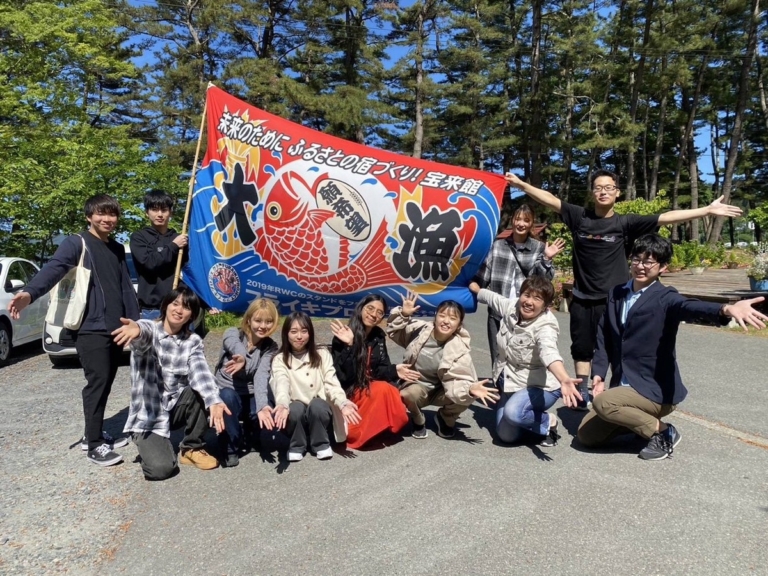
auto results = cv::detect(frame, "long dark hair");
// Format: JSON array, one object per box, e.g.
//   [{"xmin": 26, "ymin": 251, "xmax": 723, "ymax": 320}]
[
  {"xmin": 279, "ymin": 312, "xmax": 321, "ymax": 368},
  {"xmin": 347, "ymin": 295, "xmax": 387, "ymax": 393}
]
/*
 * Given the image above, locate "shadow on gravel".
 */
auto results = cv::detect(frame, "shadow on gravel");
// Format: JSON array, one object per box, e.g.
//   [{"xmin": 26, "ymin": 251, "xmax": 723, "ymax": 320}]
[
  {"xmin": 3, "ymin": 340, "xmax": 45, "ymax": 366},
  {"xmin": 104, "ymin": 407, "xmax": 130, "ymax": 436}
]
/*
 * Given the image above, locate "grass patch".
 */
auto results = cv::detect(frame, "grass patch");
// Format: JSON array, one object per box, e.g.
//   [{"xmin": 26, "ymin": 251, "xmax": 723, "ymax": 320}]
[
  {"xmin": 726, "ymin": 325, "xmax": 768, "ymax": 338},
  {"xmin": 205, "ymin": 311, "xmax": 241, "ymax": 331}
]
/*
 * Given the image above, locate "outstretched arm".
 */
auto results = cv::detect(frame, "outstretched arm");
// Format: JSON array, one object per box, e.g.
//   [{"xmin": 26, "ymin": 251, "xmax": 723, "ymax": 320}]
[
  {"xmin": 657, "ymin": 196, "xmax": 742, "ymax": 225},
  {"xmin": 505, "ymin": 173, "xmax": 562, "ymax": 213}
]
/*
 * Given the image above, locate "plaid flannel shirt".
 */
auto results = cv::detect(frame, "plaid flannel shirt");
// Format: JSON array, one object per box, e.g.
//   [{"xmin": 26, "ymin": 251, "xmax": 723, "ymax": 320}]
[
  {"xmin": 474, "ymin": 236, "xmax": 554, "ymax": 319},
  {"xmin": 123, "ymin": 320, "xmax": 222, "ymax": 438}
]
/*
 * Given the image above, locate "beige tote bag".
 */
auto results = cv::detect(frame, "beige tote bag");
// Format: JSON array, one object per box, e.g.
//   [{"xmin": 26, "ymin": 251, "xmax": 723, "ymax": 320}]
[{"xmin": 46, "ymin": 235, "xmax": 91, "ymax": 330}]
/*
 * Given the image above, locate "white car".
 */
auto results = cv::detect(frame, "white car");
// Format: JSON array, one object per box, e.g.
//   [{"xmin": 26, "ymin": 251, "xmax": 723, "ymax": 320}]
[{"xmin": 0, "ymin": 257, "xmax": 49, "ymax": 366}]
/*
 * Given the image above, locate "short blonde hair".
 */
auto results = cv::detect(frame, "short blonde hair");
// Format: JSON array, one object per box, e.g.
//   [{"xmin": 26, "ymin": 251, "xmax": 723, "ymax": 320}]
[{"xmin": 241, "ymin": 298, "xmax": 279, "ymax": 343}]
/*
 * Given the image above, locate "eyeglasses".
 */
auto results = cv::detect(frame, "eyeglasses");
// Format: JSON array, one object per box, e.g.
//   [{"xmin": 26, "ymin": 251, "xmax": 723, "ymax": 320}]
[
  {"xmin": 593, "ymin": 185, "xmax": 618, "ymax": 192},
  {"xmin": 630, "ymin": 257, "xmax": 659, "ymax": 268},
  {"xmin": 363, "ymin": 305, "xmax": 385, "ymax": 319}
]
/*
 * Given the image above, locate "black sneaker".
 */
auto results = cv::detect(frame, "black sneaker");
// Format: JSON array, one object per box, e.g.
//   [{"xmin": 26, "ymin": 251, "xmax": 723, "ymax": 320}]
[
  {"xmin": 540, "ymin": 418, "xmax": 561, "ymax": 447},
  {"xmin": 663, "ymin": 423, "xmax": 682, "ymax": 449},
  {"xmin": 80, "ymin": 431, "xmax": 129, "ymax": 451},
  {"xmin": 86, "ymin": 444, "xmax": 123, "ymax": 467},
  {"xmin": 638, "ymin": 432, "xmax": 672, "ymax": 461},
  {"xmin": 435, "ymin": 411, "xmax": 455, "ymax": 439},
  {"xmin": 573, "ymin": 385, "xmax": 592, "ymax": 411},
  {"xmin": 412, "ymin": 423, "xmax": 428, "ymax": 439},
  {"xmin": 222, "ymin": 452, "xmax": 240, "ymax": 468}
]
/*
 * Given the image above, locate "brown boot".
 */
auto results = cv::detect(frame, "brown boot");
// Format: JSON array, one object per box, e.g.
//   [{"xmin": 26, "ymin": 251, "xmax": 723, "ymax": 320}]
[{"xmin": 179, "ymin": 448, "xmax": 219, "ymax": 470}]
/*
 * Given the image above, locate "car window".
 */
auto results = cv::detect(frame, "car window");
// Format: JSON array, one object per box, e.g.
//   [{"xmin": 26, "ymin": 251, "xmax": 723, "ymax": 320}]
[
  {"xmin": 20, "ymin": 261, "xmax": 39, "ymax": 282},
  {"xmin": 125, "ymin": 253, "xmax": 138, "ymax": 284},
  {"xmin": 5, "ymin": 261, "xmax": 28, "ymax": 292}
]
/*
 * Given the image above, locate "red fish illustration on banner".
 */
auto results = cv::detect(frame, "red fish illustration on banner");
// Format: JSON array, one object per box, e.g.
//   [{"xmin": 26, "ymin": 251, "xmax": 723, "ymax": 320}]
[{"xmin": 255, "ymin": 170, "xmax": 401, "ymax": 293}]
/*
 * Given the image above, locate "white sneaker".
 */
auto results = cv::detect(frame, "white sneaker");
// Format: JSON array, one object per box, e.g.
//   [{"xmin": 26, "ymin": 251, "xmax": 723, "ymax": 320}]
[
  {"xmin": 287, "ymin": 451, "xmax": 304, "ymax": 462},
  {"xmin": 316, "ymin": 447, "xmax": 333, "ymax": 460}
]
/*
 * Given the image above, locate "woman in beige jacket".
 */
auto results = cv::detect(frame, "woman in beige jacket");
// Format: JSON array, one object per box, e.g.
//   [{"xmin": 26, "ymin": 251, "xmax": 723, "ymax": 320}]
[
  {"xmin": 469, "ymin": 276, "xmax": 582, "ymax": 447},
  {"xmin": 272, "ymin": 312, "xmax": 361, "ymax": 462},
  {"xmin": 386, "ymin": 291, "xmax": 499, "ymax": 439}
]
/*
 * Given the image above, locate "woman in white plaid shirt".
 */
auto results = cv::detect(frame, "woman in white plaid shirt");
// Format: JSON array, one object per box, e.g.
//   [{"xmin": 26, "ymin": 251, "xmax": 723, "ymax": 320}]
[
  {"xmin": 473, "ymin": 204, "xmax": 566, "ymax": 365},
  {"xmin": 113, "ymin": 288, "xmax": 230, "ymax": 480}
]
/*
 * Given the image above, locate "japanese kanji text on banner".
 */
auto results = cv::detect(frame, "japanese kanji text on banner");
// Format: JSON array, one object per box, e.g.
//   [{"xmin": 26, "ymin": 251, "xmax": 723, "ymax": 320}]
[{"xmin": 183, "ymin": 86, "xmax": 507, "ymax": 318}]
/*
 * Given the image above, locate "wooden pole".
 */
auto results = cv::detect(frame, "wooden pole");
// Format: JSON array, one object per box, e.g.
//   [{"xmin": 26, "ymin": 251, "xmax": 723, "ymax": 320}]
[{"xmin": 173, "ymin": 91, "xmax": 209, "ymax": 289}]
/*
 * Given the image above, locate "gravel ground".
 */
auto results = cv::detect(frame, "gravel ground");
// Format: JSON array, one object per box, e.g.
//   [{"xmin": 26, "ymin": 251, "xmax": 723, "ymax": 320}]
[
  {"xmin": 1, "ymin": 314, "xmax": 767, "ymax": 575},
  {"xmin": 0, "ymin": 323, "xmax": 312, "ymax": 575}
]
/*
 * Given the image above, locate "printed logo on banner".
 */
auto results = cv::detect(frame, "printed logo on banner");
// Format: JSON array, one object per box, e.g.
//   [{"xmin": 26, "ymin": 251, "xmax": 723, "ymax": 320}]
[{"xmin": 208, "ymin": 263, "xmax": 241, "ymax": 303}]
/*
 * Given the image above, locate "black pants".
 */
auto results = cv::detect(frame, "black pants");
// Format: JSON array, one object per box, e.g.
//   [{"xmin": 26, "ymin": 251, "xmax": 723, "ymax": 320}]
[
  {"xmin": 132, "ymin": 387, "xmax": 209, "ymax": 480},
  {"xmin": 486, "ymin": 313, "xmax": 501, "ymax": 370},
  {"xmin": 75, "ymin": 333, "xmax": 123, "ymax": 451},
  {"xmin": 286, "ymin": 398, "xmax": 332, "ymax": 454},
  {"xmin": 568, "ymin": 296, "xmax": 607, "ymax": 362}
]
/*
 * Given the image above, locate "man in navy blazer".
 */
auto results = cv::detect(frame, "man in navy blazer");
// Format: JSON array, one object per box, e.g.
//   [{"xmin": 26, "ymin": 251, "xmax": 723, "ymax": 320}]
[{"xmin": 577, "ymin": 234, "xmax": 766, "ymax": 460}]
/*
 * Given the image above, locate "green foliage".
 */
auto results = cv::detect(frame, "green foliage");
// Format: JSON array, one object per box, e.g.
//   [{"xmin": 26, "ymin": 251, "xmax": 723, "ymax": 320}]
[
  {"xmin": 613, "ymin": 191, "xmax": 672, "ymax": 238},
  {"xmin": 546, "ymin": 223, "xmax": 573, "ymax": 273},
  {"xmin": 749, "ymin": 205, "xmax": 768, "ymax": 232},
  {"xmin": 205, "ymin": 311, "xmax": 242, "ymax": 331},
  {"xmin": 673, "ymin": 241, "xmax": 726, "ymax": 269},
  {"xmin": 0, "ymin": 0, "xmax": 185, "ymax": 261}
]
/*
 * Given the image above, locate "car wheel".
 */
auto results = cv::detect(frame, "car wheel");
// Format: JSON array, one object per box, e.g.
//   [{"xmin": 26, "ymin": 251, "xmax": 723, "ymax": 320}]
[{"xmin": 0, "ymin": 321, "xmax": 12, "ymax": 367}]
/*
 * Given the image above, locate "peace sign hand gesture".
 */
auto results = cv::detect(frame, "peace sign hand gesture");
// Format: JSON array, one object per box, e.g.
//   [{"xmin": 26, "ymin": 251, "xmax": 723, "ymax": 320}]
[
  {"xmin": 402, "ymin": 290, "xmax": 421, "ymax": 318},
  {"xmin": 330, "ymin": 319, "xmax": 355, "ymax": 346}
]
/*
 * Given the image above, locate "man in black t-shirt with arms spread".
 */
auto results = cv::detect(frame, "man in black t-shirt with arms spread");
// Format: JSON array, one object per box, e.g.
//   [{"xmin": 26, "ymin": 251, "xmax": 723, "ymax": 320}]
[{"xmin": 505, "ymin": 170, "xmax": 742, "ymax": 409}]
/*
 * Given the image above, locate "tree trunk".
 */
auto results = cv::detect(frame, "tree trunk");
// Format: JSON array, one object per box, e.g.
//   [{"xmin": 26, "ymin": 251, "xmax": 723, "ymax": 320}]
[
  {"xmin": 412, "ymin": 4, "xmax": 426, "ymax": 159},
  {"xmin": 528, "ymin": 0, "xmax": 543, "ymax": 187},
  {"xmin": 756, "ymin": 55, "xmax": 768, "ymax": 131},
  {"xmin": 708, "ymin": 0, "xmax": 760, "ymax": 244},
  {"xmin": 558, "ymin": 73, "xmax": 574, "ymax": 202},
  {"xmin": 649, "ymin": 56, "xmax": 668, "ymax": 200},
  {"xmin": 687, "ymin": 134, "xmax": 700, "ymax": 242},
  {"xmin": 625, "ymin": 0, "xmax": 654, "ymax": 201},
  {"xmin": 671, "ymin": 55, "xmax": 708, "ymax": 239}
]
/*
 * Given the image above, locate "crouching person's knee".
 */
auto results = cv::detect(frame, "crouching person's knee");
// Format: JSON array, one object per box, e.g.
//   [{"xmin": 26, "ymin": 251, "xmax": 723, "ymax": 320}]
[
  {"xmin": 135, "ymin": 433, "xmax": 179, "ymax": 481},
  {"xmin": 143, "ymin": 459, "xmax": 178, "ymax": 481},
  {"xmin": 591, "ymin": 393, "xmax": 612, "ymax": 417}
]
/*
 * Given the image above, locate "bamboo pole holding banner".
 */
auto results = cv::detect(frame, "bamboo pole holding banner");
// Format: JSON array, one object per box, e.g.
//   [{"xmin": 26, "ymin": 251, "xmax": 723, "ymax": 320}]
[{"xmin": 173, "ymin": 84, "xmax": 212, "ymax": 289}]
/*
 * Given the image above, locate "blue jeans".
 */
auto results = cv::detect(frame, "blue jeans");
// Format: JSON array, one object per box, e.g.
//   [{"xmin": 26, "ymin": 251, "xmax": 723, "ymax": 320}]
[
  {"xmin": 496, "ymin": 387, "xmax": 562, "ymax": 443},
  {"xmin": 218, "ymin": 388, "xmax": 243, "ymax": 455}
]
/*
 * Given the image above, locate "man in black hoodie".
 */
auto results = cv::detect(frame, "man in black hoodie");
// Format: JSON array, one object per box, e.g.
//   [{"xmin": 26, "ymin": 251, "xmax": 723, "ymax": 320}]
[
  {"xmin": 129, "ymin": 189, "xmax": 189, "ymax": 320},
  {"xmin": 8, "ymin": 194, "xmax": 139, "ymax": 467}
]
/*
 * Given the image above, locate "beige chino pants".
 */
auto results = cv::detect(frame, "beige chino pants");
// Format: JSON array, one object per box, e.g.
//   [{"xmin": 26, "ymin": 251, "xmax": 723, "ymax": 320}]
[
  {"xmin": 400, "ymin": 383, "xmax": 469, "ymax": 427},
  {"xmin": 577, "ymin": 386, "xmax": 676, "ymax": 446}
]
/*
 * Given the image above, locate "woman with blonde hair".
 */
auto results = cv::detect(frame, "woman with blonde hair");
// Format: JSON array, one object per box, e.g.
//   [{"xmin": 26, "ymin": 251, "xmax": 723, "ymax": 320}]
[{"xmin": 215, "ymin": 298, "xmax": 279, "ymax": 467}]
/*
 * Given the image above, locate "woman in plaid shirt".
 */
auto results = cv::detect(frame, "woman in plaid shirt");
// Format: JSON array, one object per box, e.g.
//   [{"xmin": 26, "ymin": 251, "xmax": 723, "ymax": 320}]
[
  {"xmin": 473, "ymin": 204, "xmax": 565, "ymax": 365},
  {"xmin": 113, "ymin": 288, "xmax": 230, "ymax": 480}
]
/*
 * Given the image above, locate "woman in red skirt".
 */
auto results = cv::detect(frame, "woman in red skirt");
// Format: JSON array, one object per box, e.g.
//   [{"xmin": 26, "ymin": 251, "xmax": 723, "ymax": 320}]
[{"xmin": 330, "ymin": 295, "xmax": 416, "ymax": 449}]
